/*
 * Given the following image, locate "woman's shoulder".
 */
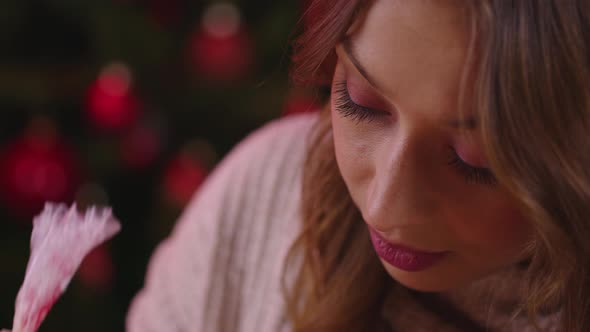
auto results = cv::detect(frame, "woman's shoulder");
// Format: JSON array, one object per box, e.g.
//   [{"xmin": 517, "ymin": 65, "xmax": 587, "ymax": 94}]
[
  {"xmin": 127, "ymin": 112, "xmax": 319, "ymax": 331},
  {"xmin": 183, "ymin": 112, "xmax": 321, "ymax": 327}
]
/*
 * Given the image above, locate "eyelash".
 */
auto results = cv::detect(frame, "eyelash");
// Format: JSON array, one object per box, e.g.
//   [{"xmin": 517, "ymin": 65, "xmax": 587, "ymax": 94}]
[
  {"xmin": 446, "ymin": 146, "xmax": 497, "ymax": 186},
  {"xmin": 333, "ymin": 80, "xmax": 385, "ymax": 124},
  {"xmin": 332, "ymin": 79, "xmax": 497, "ymax": 187}
]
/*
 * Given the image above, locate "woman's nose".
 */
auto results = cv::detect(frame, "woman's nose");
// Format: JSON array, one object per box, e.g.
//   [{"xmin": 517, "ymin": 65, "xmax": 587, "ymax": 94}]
[{"xmin": 363, "ymin": 139, "xmax": 437, "ymax": 232}]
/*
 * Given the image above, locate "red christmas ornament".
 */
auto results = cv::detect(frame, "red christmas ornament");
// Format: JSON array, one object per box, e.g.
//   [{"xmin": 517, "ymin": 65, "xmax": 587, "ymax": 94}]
[
  {"xmin": 0, "ymin": 118, "xmax": 81, "ymax": 219},
  {"xmin": 86, "ymin": 62, "xmax": 140, "ymax": 131},
  {"xmin": 188, "ymin": 3, "xmax": 254, "ymax": 82},
  {"xmin": 77, "ymin": 244, "xmax": 115, "ymax": 291},
  {"xmin": 162, "ymin": 145, "xmax": 211, "ymax": 207}
]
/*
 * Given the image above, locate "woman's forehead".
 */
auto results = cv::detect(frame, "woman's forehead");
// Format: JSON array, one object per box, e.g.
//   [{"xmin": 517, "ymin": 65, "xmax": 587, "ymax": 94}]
[
  {"xmin": 344, "ymin": 0, "xmax": 472, "ymax": 121},
  {"xmin": 349, "ymin": 0, "xmax": 470, "ymax": 57},
  {"xmin": 350, "ymin": 0, "xmax": 470, "ymax": 59}
]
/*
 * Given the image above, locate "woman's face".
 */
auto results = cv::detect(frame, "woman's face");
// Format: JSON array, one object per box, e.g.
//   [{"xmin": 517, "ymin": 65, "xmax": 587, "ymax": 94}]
[{"xmin": 330, "ymin": 0, "xmax": 533, "ymax": 291}]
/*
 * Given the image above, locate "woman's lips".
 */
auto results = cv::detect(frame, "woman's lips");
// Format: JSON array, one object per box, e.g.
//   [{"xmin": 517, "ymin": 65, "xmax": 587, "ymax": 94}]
[{"xmin": 368, "ymin": 228, "xmax": 448, "ymax": 272}]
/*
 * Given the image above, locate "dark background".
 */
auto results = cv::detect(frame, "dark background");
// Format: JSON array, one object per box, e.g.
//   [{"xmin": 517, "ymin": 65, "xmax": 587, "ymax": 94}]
[{"xmin": 0, "ymin": 1, "xmax": 318, "ymax": 330}]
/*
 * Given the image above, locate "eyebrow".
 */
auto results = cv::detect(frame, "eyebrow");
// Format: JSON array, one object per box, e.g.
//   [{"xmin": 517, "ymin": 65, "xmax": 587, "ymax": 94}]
[
  {"xmin": 342, "ymin": 38, "xmax": 384, "ymax": 94},
  {"xmin": 341, "ymin": 38, "xmax": 476, "ymax": 130}
]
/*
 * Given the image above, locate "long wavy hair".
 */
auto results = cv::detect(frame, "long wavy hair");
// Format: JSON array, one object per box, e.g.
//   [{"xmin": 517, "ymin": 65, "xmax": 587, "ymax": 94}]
[{"xmin": 281, "ymin": 1, "xmax": 590, "ymax": 331}]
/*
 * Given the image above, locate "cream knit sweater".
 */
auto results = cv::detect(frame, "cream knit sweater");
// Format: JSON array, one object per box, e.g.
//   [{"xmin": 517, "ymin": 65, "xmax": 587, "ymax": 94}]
[{"xmin": 126, "ymin": 112, "xmax": 560, "ymax": 332}]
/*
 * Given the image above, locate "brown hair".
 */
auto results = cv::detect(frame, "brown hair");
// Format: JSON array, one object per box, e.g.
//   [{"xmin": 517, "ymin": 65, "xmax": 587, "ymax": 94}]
[{"xmin": 282, "ymin": 1, "xmax": 590, "ymax": 331}]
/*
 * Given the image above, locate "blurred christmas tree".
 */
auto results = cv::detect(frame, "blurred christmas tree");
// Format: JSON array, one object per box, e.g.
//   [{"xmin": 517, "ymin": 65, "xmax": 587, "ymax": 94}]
[{"xmin": 0, "ymin": 1, "xmax": 319, "ymax": 331}]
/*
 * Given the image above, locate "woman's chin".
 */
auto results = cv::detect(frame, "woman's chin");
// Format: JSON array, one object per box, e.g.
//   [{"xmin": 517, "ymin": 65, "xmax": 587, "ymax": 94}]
[{"xmin": 380, "ymin": 259, "xmax": 468, "ymax": 292}]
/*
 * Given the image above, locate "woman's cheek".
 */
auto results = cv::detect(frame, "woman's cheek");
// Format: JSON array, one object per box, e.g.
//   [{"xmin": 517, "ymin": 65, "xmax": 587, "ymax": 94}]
[
  {"xmin": 332, "ymin": 113, "xmax": 375, "ymax": 207},
  {"xmin": 449, "ymin": 195, "xmax": 533, "ymax": 262}
]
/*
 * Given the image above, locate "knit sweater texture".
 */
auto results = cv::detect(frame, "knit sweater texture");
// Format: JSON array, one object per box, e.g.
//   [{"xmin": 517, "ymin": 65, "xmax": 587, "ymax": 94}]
[{"xmin": 126, "ymin": 112, "xmax": 560, "ymax": 331}]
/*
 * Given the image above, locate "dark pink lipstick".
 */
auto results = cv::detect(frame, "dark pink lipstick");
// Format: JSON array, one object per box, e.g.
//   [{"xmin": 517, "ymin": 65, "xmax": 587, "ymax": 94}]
[{"xmin": 369, "ymin": 228, "xmax": 448, "ymax": 272}]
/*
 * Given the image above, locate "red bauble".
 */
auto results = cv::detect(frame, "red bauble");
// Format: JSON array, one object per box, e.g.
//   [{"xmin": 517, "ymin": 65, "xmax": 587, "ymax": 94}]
[
  {"xmin": 188, "ymin": 29, "xmax": 254, "ymax": 82},
  {"xmin": 0, "ymin": 120, "xmax": 81, "ymax": 218},
  {"xmin": 188, "ymin": 4, "xmax": 254, "ymax": 82},
  {"xmin": 77, "ymin": 244, "xmax": 115, "ymax": 291},
  {"xmin": 86, "ymin": 63, "xmax": 140, "ymax": 131},
  {"xmin": 162, "ymin": 149, "xmax": 209, "ymax": 207}
]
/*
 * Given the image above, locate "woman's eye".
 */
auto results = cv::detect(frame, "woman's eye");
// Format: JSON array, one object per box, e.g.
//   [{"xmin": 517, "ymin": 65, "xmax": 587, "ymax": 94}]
[
  {"xmin": 333, "ymin": 81, "xmax": 495, "ymax": 187},
  {"xmin": 446, "ymin": 146, "xmax": 497, "ymax": 186},
  {"xmin": 332, "ymin": 80, "xmax": 387, "ymax": 124}
]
